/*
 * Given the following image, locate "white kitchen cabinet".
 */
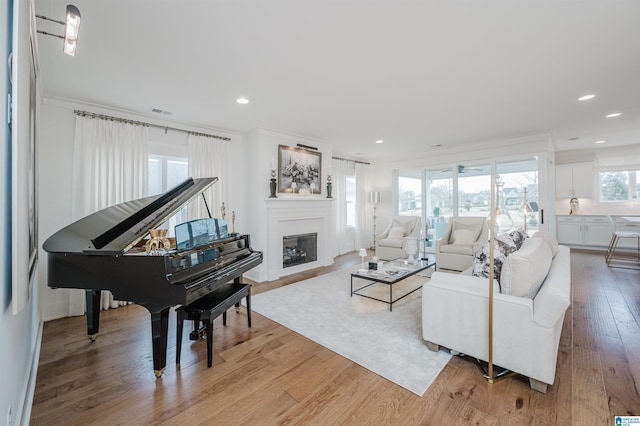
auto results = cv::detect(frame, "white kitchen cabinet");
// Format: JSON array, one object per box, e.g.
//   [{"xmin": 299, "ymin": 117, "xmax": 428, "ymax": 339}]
[
  {"xmin": 557, "ymin": 216, "xmax": 584, "ymax": 245},
  {"xmin": 583, "ymin": 216, "xmax": 612, "ymax": 247},
  {"xmin": 556, "ymin": 163, "xmax": 593, "ymax": 198}
]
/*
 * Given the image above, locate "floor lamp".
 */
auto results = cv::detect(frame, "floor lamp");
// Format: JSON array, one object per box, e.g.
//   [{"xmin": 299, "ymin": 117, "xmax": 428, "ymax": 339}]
[{"xmin": 369, "ymin": 191, "xmax": 381, "ymax": 250}]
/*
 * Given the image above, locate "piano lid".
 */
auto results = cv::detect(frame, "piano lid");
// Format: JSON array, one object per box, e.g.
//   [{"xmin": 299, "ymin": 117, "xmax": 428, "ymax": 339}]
[{"xmin": 43, "ymin": 177, "xmax": 218, "ymax": 255}]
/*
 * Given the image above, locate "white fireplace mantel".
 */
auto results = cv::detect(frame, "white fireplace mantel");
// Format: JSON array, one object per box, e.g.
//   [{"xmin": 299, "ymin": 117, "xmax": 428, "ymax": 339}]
[{"xmin": 264, "ymin": 197, "xmax": 335, "ymax": 281}]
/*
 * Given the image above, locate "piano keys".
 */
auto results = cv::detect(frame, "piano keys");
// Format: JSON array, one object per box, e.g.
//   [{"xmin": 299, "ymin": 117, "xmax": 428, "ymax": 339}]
[{"xmin": 43, "ymin": 177, "xmax": 262, "ymax": 377}]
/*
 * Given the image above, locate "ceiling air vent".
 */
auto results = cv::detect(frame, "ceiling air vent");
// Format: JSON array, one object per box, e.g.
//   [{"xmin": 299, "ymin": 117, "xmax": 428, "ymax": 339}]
[{"xmin": 151, "ymin": 108, "xmax": 172, "ymax": 116}]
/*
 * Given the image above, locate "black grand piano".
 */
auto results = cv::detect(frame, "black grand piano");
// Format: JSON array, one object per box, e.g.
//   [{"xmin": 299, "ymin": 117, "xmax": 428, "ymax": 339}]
[{"xmin": 43, "ymin": 177, "xmax": 262, "ymax": 377}]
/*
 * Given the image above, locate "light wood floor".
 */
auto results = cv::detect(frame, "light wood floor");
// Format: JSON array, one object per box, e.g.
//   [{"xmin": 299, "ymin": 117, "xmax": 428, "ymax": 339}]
[{"xmin": 30, "ymin": 250, "xmax": 640, "ymax": 425}]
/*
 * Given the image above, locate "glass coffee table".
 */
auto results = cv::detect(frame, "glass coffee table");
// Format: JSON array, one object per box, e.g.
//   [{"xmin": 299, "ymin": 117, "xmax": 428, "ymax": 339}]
[{"xmin": 350, "ymin": 255, "xmax": 435, "ymax": 311}]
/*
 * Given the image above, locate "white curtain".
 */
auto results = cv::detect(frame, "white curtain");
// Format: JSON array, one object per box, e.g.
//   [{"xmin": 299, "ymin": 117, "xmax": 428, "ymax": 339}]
[
  {"xmin": 332, "ymin": 158, "xmax": 373, "ymax": 256},
  {"xmin": 69, "ymin": 116, "xmax": 149, "ymax": 316},
  {"xmin": 187, "ymin": 134, "xmax": 230, "ymax": 221},
  {"xmin": 355, "ymin": 161, "xmax": 373, "ymax": 249},
  {"xmin": 332, "ymin": 158, "xmax": 348, "ymax": 256}
]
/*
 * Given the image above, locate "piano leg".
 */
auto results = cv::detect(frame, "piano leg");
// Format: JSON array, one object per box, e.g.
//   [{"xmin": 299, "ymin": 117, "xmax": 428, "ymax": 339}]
[
  {"xmin": 150, "ymin": 308, "xmax": 170, "ymax": 378},
  {"xmin": 85, "ymin": 290, "xmax": 101, "ymax": 341}
]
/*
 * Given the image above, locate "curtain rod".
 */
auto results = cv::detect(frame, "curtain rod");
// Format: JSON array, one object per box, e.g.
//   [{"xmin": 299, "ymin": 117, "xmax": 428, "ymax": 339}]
[
  {"xmin": 74, "ymin": 110, "xmax": 232, "ymax": 142},
  {"xmin": 332, "ymin": 156, "xmax": 370, "ymax": 165}
]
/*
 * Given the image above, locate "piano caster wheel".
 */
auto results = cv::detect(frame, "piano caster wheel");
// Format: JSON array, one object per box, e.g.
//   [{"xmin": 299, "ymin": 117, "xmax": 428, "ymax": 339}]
[
  {"xmin": 154, "ymin": 367, "xmax": 166, "ymax": 378},
  {"xmin": 89, "ymin": 334, "xmax": 98, "ymax": 342},
  {"xmin": 235, "ymin": 306, "xmax": 241, "ymax": 313}
]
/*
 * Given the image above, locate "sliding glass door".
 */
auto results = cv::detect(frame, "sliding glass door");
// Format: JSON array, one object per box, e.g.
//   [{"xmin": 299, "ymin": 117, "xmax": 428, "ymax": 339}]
[{"xmin": 396, "ymin": 155, "xmax": 541, "ymax": 251}]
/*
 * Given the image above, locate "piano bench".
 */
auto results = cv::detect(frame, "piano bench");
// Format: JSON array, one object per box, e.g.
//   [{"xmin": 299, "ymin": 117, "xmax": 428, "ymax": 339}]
[{"xmin": 176, "ymin": 283, "xmax": 251, "ymax": 368}]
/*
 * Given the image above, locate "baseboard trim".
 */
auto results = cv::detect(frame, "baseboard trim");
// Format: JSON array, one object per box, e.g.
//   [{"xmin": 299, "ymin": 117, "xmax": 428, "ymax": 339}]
[{"xmin": 18, "ymin": 320, "xmax": 43, "ymax": 425}]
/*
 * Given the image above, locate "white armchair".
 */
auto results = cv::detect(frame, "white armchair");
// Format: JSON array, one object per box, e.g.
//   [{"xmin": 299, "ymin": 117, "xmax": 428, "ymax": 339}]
[
  {"xmin": 435, "ymin": 216, "xmax": 488, "ymax": 272},
  {"xmin": 376, "ymin": 216, "xmax": 422, "ymax": 260}
]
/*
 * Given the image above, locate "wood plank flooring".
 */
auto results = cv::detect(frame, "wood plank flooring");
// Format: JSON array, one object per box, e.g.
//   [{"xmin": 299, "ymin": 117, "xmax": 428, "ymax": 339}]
[{"xmin": 30, "ymin": 250, "xmax": 640, "ymax": 424}]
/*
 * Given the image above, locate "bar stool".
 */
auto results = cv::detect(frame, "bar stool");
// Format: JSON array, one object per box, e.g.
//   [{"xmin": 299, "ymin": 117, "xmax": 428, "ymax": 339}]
[
  {"xmin": 176, "ymin": 283, "xmax": 251, "ymax": 368},
  {"xmin": 605, "ymin": 215, "xmax": 640, "ymax": 269}
]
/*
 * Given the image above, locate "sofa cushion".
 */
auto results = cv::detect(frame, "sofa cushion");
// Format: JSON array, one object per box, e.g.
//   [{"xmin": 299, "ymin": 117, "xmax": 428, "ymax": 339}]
[
  {"xmin": 440, "ymin": 243, "xmax": 475, "ymax": 255},
  {"xmin": 451, "ymin": 229, "xmax": 477, "ymax": 245},
  {"xmin": 387, "ymin": 226, "xmax": 406, "ymax": 239},
  {"xmin": 500, "ymin": 237, "xmax": 552, "ymax": 298},
  {"xmin": 378, "ymin": 237, "xmax": 403, "ymax": 248},
  {"xmin": 471, "ymin": 233, "xmax": 519, "ymax": 283},
  {"xmin": 532, "ymin": 231, "xmax": 559, "ymax": 258}
]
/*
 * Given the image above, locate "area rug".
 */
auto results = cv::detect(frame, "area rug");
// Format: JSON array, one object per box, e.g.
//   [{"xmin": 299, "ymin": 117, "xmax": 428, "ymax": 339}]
[{"xmin": 249, "ymin": 267, "xmax": 452, "ymax": 396}]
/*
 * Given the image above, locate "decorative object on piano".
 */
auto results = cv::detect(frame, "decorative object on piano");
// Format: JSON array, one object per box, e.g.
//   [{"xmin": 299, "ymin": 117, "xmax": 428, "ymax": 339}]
[
  {"xmin": 232, "ymin": 211, "xmax": 236, "ymax": 233},
  {"xmin": 299, "ymin": 188, "xmax": 310, "ymax": 197},
  {"xmin": 326, "ymin": 174, "xmax": 333, "ymax": 198},
  {"xmin": 278, "ymin": 144, "xmax": 322, "ymax": 194},
  {"xmin": 221, "ymin": 202, "xmax": 226, "ymax": 220},
  {"xmin": 145, "ymin": 228, "xmax": 171, "ymax": 254}
]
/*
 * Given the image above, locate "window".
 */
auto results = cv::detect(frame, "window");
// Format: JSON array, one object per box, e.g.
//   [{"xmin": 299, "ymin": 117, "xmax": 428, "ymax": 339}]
[
  {"xmin": 148, "ymin": 154, "xmax": 188, "ymax": 235},
  {"xmin": 599, "ymin": 170, "xmax": 639, "ymax": 201},
  {"xmin": 456, "ymin": 164, "xmax": 491, "ymax": 217},
  {"xmin": 398, "ymin": 170, "xmax": 422, "ymax": 216},
  {"xmin": 345, "ymin": 175, "xmax": 356, "ymax": 227}
]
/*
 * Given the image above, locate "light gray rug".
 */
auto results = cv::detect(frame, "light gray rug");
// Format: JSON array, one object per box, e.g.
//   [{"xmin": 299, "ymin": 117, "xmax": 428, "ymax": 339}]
[{"xmin": 249, "ymin": 267, "xmax": 452, "ymax": 396}]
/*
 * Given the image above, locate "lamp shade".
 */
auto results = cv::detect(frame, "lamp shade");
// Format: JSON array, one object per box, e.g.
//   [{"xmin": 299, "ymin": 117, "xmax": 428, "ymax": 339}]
[
  {"xmin": 359, "ymin": 248, "xmax": 367, "ymax": 257},
  {"xmin": 369, "ymin": 191, "xmax": 381, "ymax": 204}
]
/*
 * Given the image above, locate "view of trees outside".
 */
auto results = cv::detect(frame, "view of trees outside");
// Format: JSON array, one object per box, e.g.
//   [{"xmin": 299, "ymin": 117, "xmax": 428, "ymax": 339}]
[{"xmin": 599, "ymin": 171, "xmax": 639, "ymax": 201}]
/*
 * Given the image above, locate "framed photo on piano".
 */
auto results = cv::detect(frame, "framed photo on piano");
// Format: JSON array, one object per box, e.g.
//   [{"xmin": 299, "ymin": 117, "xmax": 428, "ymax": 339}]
[{"xmin": 277, "ymin": 144, "xmax": 322, "ymax": 195}]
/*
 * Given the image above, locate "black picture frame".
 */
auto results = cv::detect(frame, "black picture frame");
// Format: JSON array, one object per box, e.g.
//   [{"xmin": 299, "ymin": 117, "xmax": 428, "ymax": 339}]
[{"xmin": 277, "ymin": 145, "xmax": 322, "ymax": 194}]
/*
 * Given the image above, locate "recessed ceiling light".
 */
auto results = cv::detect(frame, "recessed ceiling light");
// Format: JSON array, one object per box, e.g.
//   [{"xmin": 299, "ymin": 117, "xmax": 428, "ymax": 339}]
[
  {"xmin": 375, "ymin": 140, "xmax": 384, "ymax": 144},
  {"xmin": 578, "ymin": 94, "xmax": 596, "ymax": 101},
  {"xmin": 595, "ymin": 140, "xmax": 606, "ymax": 144},
  {"xmin": 236, "ymin": 97, "xmax": 250, "ymax": 105},
  {"xmin": 606, "ymin": 112, "xmax": 622, "ymax": 118}
]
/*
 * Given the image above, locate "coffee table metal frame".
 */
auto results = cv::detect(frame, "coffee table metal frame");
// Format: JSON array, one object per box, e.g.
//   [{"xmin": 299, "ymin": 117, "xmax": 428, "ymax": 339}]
[{"xmin": 350, "ymin": 257, "xmax": 435, "ymax": 311}]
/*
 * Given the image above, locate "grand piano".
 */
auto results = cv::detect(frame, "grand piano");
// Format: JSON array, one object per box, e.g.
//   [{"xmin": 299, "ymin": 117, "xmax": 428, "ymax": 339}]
[{"xmin": 43, "ymin": 177, "xmax": 262, "ymax": 377}]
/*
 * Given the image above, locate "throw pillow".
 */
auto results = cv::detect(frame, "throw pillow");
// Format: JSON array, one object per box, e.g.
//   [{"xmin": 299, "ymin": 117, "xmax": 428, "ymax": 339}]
[
  {"xmin": 392, "ymin": 218, "xmax": 412, "ymax": 236},
  {"xmin": 507, "ymin": 228, "xmax": 527, "ymax": 250},
  {"xmin": 500, "ymin": 237, "xmax": 552, "ymax": 298},
  {"xmin": 451, "ymin": 229, "xmax": 477, "ymax": 246},
  {"xmin": 388, "ymin": 226, "xmax": 405, "ymax": 239},
  {"xmin": 471, "ymin": 233, "xmax": 519, "ymax": 286},
  {"xmin": 532, "ymin": 231, "xmax": 559, "ymax": 258},
  {"xmin": 451, "ymin": 220, "xmax": 482, "ymax": 244}
]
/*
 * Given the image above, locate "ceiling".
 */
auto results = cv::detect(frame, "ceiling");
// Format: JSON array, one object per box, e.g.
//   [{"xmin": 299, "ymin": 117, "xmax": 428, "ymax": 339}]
[{"xmin": 34, "ymin": 0, "xmax": 640, "ymax": 161}]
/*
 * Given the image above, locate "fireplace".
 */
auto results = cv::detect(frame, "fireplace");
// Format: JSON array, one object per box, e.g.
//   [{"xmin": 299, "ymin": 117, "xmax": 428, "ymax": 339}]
[{"xmin": 283, "ymin": 232, "xmax": 318, "ymax": 268}]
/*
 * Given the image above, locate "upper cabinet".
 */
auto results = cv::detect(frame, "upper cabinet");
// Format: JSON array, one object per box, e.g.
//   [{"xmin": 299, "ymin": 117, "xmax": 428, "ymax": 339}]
[{"xmin": 556, "ymin": 163, "xmax": 593, "ymax": 198}]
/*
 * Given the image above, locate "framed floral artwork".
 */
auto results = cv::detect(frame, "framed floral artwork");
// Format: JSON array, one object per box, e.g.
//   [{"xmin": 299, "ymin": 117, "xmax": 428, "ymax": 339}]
[{"xmin": 278, "ymin": 145, "xmax": 322, "ymax": 194}]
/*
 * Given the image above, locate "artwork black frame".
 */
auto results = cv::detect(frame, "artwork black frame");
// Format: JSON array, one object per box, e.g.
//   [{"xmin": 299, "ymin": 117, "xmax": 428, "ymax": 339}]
[{"xmin": 277, "ymin": 145, "xmax": 322, "ymax": 194}]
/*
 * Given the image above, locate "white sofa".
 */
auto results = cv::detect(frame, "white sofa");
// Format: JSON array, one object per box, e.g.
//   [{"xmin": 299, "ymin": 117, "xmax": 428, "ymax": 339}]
[
  {"xmin": 376, "ymin": 216, "xmax": 422, "ymax": 260},
  {"xmin": 422, "ymin": 233, "xmax": 570, "ymax": 393}
]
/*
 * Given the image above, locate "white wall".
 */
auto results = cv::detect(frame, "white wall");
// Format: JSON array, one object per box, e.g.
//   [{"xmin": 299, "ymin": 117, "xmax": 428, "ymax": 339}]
[{"xmin": 1, "ymin": 0, "xmax": 41, "ymax": 424}]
